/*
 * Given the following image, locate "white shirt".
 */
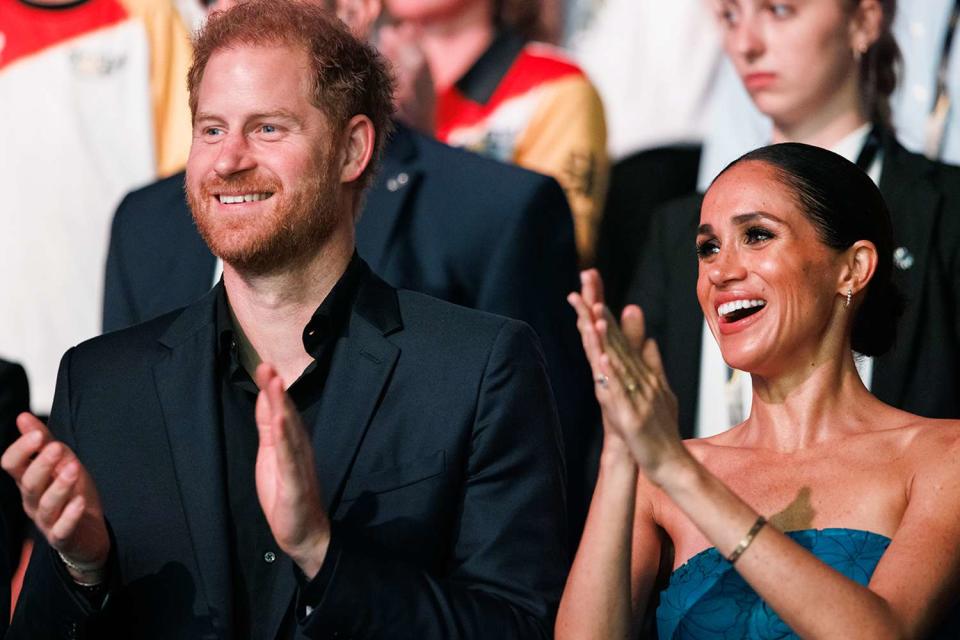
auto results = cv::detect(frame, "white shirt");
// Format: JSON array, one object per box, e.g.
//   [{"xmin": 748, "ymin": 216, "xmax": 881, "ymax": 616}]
[{"xmin": 0, "ymin": 16, "xmax": 157, "ymax": 414}]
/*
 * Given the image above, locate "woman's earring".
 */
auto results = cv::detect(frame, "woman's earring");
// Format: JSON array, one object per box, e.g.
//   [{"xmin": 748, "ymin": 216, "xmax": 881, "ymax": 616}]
[
  {"xmin": 845, "ymin": 288, "xmax": 853, "ymax": 308},
  {"xmin": 853, "ymin": 42, "xmax": 867, "ymax": 62}
]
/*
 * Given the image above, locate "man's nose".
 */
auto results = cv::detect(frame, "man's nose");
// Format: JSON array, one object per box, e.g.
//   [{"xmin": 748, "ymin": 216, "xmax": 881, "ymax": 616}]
[{"xmin": 214, "ymin": 132, "xmax": 256, "ymax": 178}]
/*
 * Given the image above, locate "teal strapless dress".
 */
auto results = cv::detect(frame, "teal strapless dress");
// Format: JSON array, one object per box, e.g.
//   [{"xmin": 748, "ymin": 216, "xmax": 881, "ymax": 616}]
[{"xmin": 656, "ymin": 528, "xmax": 957, "ymax": 639}]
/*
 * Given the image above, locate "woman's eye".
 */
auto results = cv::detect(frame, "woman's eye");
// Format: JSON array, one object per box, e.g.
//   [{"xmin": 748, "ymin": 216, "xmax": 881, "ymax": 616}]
[
  {"xmin": 718, "ymin": 6, "xmax": 739, "ymax": 26},
  {"xmin": 768, "ymin": 3, "xmax": 794, "ymax": 18},
  {"xmin": 745, "ymin": 226, "xmax": 775, "ymax": 244},
  {"xmin": 696, "ymin": 239, "xmax": 720, "ymax": 259}
]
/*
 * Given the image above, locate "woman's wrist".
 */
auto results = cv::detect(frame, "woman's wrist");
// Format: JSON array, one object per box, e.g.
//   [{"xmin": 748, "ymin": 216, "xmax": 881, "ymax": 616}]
[
  {"xmin": 599, "ymin": 436, "xmax": 638, "ymax": 472},
  {"xmin": 645, "ymin": 444, "xmax": 699, "ymax": 491}
]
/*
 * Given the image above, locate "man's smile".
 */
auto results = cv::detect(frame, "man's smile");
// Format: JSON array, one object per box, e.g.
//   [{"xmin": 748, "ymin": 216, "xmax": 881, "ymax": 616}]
[{"xmin": 217, "ymin": 192, "xmax": 274, "ymax": 204}]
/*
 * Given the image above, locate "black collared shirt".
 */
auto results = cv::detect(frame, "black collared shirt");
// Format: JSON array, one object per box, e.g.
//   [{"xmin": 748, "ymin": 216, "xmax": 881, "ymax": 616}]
[{"xmin": 214, "ymin": 254, "xmax": 364, "ymax": 640}]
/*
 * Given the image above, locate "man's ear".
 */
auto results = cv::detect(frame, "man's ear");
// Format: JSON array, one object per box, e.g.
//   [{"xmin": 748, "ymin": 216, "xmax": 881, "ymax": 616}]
[
  {"xmin": 339, "ymin": 114, "xmax": 375, "ymax": 185},
  {"xmin": 837, "ymin": 240, "xmax": 879, "ymax": 302},
  {"xmin": 337, "ymin": 0, "xmax": 382, "ymax": 40}
]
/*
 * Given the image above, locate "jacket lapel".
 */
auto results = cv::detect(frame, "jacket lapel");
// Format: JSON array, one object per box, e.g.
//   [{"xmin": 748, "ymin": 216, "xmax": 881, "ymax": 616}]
[
  {"xmin": 355, "ymin": 124, "xmax": 424, "ymax": 277},
  {"xmin": 262, "ymin": 269, "xmax": 402, "ymax": 639},
  {"xmin": 873, "ymin": 138, "xmax": 941, "ymax": 405},
  {"xmin": 152, "ymin": 288, "xmax": 234, "ymax": 639}
]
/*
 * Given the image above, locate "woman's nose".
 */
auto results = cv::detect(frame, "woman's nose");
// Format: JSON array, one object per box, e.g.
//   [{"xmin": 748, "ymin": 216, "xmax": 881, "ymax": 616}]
[
  {"xmin": 708, "ymin": 247, "xmax": 748, "ymax": 286},
  {"xmin": 729, "ymin": 14, "xmax": 765, "ymax": 62}
]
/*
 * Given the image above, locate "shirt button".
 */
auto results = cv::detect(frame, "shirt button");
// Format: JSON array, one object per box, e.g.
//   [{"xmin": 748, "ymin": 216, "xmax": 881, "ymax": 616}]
[
  {"xmin": 396, "ymin": 172, "xmax": 409, "ymax": 185},
  {"xmin": 264, "ymin": 551, "xmax": 277, "ymax": 563}
]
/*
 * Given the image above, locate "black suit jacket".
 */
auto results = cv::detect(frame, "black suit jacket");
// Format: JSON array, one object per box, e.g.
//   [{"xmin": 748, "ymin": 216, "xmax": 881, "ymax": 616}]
[
  {"xmin": 0, "ymin": 359, "xmax": 29, "ymax": 636},
  {"xmin": 628, "ymin": 137, "xmax": 960, "ymax": 438},
  {"xmin": 103, "ymin": 124, "xmax": 598, "ymax": 538},
  {"xmin": 11, "ymin": 263, "xmax": 568, "ymax": 639}
]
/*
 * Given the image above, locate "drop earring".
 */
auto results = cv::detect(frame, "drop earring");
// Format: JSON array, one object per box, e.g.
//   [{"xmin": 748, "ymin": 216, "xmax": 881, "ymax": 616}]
[{"xmin": 845, "ymin": 288, "xmax": 852, "ymax": 308}]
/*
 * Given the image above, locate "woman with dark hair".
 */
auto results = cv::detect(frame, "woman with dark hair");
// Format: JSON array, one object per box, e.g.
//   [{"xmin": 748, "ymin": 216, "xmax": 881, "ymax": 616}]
[
  {"xmin": 557, "ymin": 143, "xmax": 960, "ymax": 638},
  {"xmin": 625, "ymin": 0, "xmax": 960, "ymax": 442}
]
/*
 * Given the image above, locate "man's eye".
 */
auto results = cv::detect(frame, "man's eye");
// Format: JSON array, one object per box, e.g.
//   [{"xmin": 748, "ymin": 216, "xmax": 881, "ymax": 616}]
[
  {"xmin": 745, "ymin": 227, "xmax": 775, "ymax": 244},
  {"xmin": 260, "ymin": 124, "xmax": 278, "ymax": 134},
  {"xmin": 204, "ymin": 127, "xmax": 224, "ymax": 137},
  {"xmin": 696, "ymin": 239, "xmax": 720, "ymax": 259}
]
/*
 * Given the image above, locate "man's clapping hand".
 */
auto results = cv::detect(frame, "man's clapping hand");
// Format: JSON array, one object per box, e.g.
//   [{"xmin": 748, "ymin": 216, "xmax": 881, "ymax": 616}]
[
  {"xmin": 255, "ymin": 364, "xmax": 331, "ymax": 580},
  {"xmin": 1, "ymin": 413, "xmax": 110, "ymax": 583}
]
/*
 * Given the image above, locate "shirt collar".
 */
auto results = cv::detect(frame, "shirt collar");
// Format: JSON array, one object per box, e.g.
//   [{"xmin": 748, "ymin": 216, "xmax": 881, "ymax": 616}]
[
  {"xmin": 830, "ymin": 122, "xmax": 884, "ymax": 185},
  {"xmin": 453, "ymin": 28, "xmax": 526, "ymax": 105},
  {"xmin": 829, "ymin": 122, "xmax": 873, "ymax": 163},
  {"xmin": 215, "ymin": 252, "xmax": 365, "ymax": 362}
]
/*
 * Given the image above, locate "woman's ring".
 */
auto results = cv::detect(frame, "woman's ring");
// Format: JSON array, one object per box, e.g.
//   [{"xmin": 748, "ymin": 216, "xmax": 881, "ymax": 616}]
[
  {"xmin": 595, "ymin": 374, "xmax": 609, "ymax": 389},
  {"xmin": 624, "ymin": 379, "xmax": 638, "ymax": 393}
]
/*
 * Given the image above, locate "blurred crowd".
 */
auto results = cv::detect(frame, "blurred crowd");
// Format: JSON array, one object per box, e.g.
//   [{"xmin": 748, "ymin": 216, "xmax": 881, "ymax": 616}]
[{"xmin": 2, "ymin": 0, "xmax": 960, "ymax": 633}]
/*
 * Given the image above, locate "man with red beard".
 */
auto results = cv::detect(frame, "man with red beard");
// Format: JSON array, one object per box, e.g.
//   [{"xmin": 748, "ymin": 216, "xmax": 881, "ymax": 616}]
[{"xmin": 1, "ymin": 2, "xmax": 568, "ymax": 638}]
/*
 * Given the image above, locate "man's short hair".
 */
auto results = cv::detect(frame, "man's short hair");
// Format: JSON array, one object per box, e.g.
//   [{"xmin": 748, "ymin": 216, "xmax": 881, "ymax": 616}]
[{"xmin": 188, "ymin": 0, "xmax": 395, "ymax": 190}]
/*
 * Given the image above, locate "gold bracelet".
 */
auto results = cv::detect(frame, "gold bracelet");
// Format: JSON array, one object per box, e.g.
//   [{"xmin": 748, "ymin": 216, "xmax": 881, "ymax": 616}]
[{"xmin": 727, "ymin": 515, "xmax": 767, "ymax": 565}]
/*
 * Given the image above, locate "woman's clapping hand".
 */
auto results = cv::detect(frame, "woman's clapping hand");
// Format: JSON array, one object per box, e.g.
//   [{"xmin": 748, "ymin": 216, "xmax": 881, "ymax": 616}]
[{"xmin": 569, "ymin": 270, "xmax": 685, "ymax": 482}]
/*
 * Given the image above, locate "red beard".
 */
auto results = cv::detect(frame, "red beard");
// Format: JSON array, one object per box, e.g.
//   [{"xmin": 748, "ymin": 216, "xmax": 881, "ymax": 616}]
[{"xmin": 187, "ymin": 160, "xmax": 341, "ymax": 275}]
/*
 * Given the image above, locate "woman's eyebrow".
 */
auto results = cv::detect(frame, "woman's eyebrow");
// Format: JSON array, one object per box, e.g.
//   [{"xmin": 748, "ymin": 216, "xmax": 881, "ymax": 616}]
[{"xmin": 730, "ymin": 211, "xmax": 785, "ymax": 226}]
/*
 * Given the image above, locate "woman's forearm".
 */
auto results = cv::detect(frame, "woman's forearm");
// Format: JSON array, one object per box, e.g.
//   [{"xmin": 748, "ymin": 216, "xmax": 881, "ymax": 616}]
[{"xmin": 556, "ymin": 448, "xmax": 641, "ymax": 639}]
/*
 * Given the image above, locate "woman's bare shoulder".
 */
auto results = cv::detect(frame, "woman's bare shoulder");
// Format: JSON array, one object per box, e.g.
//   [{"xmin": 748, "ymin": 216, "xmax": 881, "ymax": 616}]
[
  {"xmin": 899, "ymin": 417, "xmax": 960, "ymax": 464},
  {"xmin": 877, "ymin": 411, "xmax": 960, "ymax": 449}
]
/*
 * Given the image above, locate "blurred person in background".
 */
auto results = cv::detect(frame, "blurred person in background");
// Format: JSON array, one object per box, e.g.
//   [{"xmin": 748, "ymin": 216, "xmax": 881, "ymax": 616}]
[
  {"xmin": 568, "ymin": 0, "xmax": 723, "ymax": 310},
  {"xmin": 699, "ymin": 0, "xmax": 960, "ymax": 184},
  {"xmin": 381, "ymin": 0, "xmax": 609, "ymax": 265},
  {"xmin": 626, "ymin": 0, "xmax": 960, "ymax": 441},
  {"xmin": 0, "ymin": 0, "xmax": 193, "ymax": 416}
]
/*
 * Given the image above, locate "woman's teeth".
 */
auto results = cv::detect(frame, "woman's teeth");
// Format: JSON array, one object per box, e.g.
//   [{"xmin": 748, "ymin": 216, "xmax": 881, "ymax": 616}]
[{"xmin": 718, "ymin": 299, "xmax": 766, "ymax": 320}]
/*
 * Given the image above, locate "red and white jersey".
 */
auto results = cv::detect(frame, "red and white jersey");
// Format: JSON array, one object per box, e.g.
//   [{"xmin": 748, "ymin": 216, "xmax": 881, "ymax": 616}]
[{"xmin": 436, "ymin": 32, "xmax": 608, "ymax": 263}]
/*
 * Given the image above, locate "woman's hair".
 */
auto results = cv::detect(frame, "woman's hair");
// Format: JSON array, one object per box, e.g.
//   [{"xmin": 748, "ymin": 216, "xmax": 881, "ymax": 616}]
[
  {"xmin": 849, "ymin": 0, "xmax": 901, "ymax": 129},
  {"xmin": 715, "ymin": 143, "xmax": 903, "ymax": 356}
]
